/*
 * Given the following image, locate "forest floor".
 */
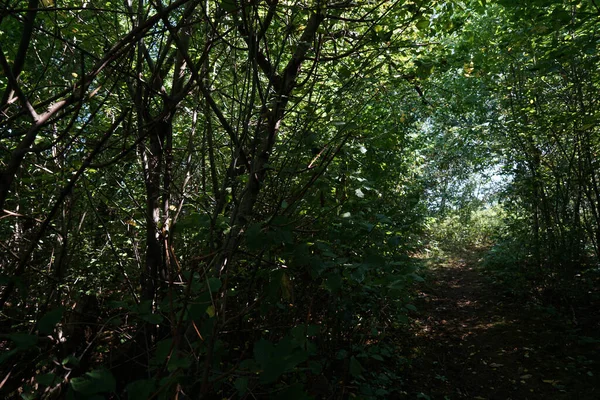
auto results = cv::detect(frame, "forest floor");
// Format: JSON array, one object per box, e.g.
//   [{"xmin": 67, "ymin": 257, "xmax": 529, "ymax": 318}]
[{"xmin": 403, "ymin": 248, "xmax": 600, "ymax": 400}]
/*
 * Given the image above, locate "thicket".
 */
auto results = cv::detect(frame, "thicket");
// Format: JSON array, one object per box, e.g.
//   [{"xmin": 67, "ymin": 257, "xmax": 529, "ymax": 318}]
[
  {"xmin": 1, "ymin": 0, "xmax": 599, "ymax": 399},
  {"xmin": 0, "ymin": 1, "xmax": 433, "ymax": 398}
]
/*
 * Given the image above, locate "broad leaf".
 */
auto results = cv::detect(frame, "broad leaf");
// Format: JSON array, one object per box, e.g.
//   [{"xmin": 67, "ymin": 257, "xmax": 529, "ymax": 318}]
[
  {"xmin": 38, "ymin": 307, "xmax": 65, "ymax": 335},
  {"xmin": 70, "ymin": 369, "xmax": 116, "ymax": 395},
  {"xmin": 126, "ymin": 379, "xmax": 157, "ymax": 400}
]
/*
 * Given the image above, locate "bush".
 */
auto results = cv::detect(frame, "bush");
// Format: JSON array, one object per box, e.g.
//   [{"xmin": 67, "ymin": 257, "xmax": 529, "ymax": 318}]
[{"xmin": 425, "ymin": 205, "xmax": 505, "ymax": 253}]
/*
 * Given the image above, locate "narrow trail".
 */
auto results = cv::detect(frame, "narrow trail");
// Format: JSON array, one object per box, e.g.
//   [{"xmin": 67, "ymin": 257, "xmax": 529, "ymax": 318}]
[{"xmin": 404, "ymin": 251, "xmax": 600, "ymax": 400}]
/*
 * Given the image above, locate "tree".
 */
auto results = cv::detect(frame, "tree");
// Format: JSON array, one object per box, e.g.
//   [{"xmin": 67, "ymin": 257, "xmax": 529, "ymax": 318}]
[{"xmin": 0, "ymin": 1, "xmax": 436, "ymax": 397}]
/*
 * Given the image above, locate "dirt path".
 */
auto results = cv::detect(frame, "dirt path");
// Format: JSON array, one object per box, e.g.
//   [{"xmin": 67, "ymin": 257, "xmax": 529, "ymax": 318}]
[{"xmin": 404, "ymin": 252, "xmax": 600, "ymax": 400}]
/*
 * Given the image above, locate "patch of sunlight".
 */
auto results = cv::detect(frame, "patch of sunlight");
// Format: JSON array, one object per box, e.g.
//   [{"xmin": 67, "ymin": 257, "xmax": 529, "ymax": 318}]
[
  {"xmin": 473, "ymin": 319, "xmax": 509, "ymax": 331},
  {"xmin": 456, "ymin": 299, "xmax": 478, "ymax": 308}
]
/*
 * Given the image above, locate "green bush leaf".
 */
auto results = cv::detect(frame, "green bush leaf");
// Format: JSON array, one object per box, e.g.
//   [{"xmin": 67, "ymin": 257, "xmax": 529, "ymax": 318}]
[
  {"xmin": 253, "ymin": 337, "xmax": 309, "ymax": 384},
  {"xmin": 253, "ymin": 338, "xmax": 275, "ymax": 369},
  {"xmin": 36, "ymin": 373, "xmax": 59, "ymax": 386},
  {"xmin": 167, "ymin": 353, "xmax": 192, "ymax": 372},
  {"xmin": 3, "ymin": 333, "xmax": 38, "ymax": 350},
  {"xmin": 187, "ymin": 303, "xmax": 209, "ymax": 321},
  {"xmin": 20, "ymin": 391, "xmax": 36, "ymax": 400},
  {"xmin": 220, "ymin": 0, "xmax": 236, "ymax": 12},
  {"xmin": 62, "ymin": 355, "xmax": 80, "ymax": 367},
  {"xmin": 325, "ymin": 272, "xmax": 342, "ymax": 292},
  {"xmin": 0, "ymin": 349, "xmax": 18, "ymax": 365},
  {"xmin": 234, "ymin": 377, "xmax": 248, "ymax": 396},
  {"xmin": 349, "ymin": 356, "xmax": 364, "ymax": 378},
  {"xmin": 246, "ymin": 223, "xmax": 266, "ymax": 251},
  {"xmin": 207, "ymin": 277, "xmax": 221, "ymax": 292},
  {"xmin": 0, "ymin": 274, "xmax": 11, "ymax": 285},
  {"xmin": 70, "ymin": 368, "xmax": 116, "ymax": 395},
  {"xmin": 140, "ymin": 312, "xmax": 164, "ymax": 325},
  {"xmin": 309, "ymin": 360, "xmax": 323, "ymax": 374},
  {"xmin": 153, "ymin": 339, "xmax": 172, "ymax": 364},
  {"xmin": 126, "ymin": 379, "xmax": 157, "ymax": 400},
  {"xmin": 38, "ymin": 307, "xmax": 65, "ymax": 335},
  {"xmin": 273, "ymin": 383, "xmax": 312, "ymax": 400},
  {"xmin": 416, "ymin": 19, "xmax": 429, "ymax": 31}
]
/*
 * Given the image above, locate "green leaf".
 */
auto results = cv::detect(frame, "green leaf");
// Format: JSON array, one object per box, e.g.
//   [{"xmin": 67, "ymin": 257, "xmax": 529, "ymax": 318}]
[
  {"xmin": 107, "ymin": 300, "xmax": 128, "ymax": 309},
  {"xmin": 20, "ymin": 391, "xmax": 36, "ymax": 400},
  {"xmin": 307, "ymin": 325, "xmax": 319, "ymax": 336},
  {"xmin": 206, "ymin": 305, "xmax": 215, "ymax": 317},
  {"xmin": 137, "ymin": 300, "xmax": 163, "ymax": 324},
  {"xmin": 416, "ymin": 18, "xmax": 429, "ymax": 31},
  {"xmin": 581, "ymin": 123, "xmax": 595, "ymax": 131},
  {"xmin": 220, "ymin": 0, "xmax": 236, "ymax": 13},
  {"xmin": 70, "ymin": 369, "xmax": 116, "ymax": 395},
  {"xmin": 36, "ymin": 373, "xmax": 59, "ymax": 386},
  {"xmin": 153, "ymin": 339, "xmax": 172, "ymax": 364},
  {"xmin": 207, "ymin": 277, "xmax": 221, "ymax": 292},
  {"xmin": 167, "ymin": 354, "xmax": 192, "ymax": 372},
  {"xmin": 349, "ymin": 356, "xmax": 364, "ymax": 378},
  {"xmin": 3, "ymin": 333, "xmax": 38, "ymax": 350},
  {"xmin": 253, "ymin": 339, "xmax": 275, "ymax": 369},
  {"xmin": 281, "ymin": 273, "xmax": 293, "ymax": 301},
  {"xmin": 325, "ymin": 272, "xmax": 342, "ymax": 292},
  {"xmin": 234, "ymin": 377, "xmax": 248, "ymax": 396},
  {"xmin": 253, "ymin": 337, "xmax": 309, "ymax": 384},
  {"xmin": 405, "ymin": 304, "xmax": 417, "ymax": 312},
  {"xmin": 351, "ymin": 267, "xmax": 365, "ymax": 283},
  {"xmin": 187, "ymin": 303, "xmax": 209, "ymax": 321},
  {"xmin": 140, "ymin": 312, "xmax": 164, "ymax": 325},
  {"xmin": 0, "ymin": 274, "xmax": 11, "ymax": 285},
  {"xmin": 239, "ymin": 359, "xmax": 259, "ymax": 372},
  {"xmin": 126, "ymin": 379, "xmax": 157, "ymax": 400},
  {"xmin": 273, "ymin": 383, "xmax": 312, "ymax": 400},
  {"xmin": 416, "ymin": 62, "xmax": 434, "ymax": 79},
  {"xmin": 62, "ymin": 355, "xmax": 80, "ymax": 367},
  {"xmin": 173, "ymin": 212, "xmax": 210, "ymax": 233},
  {"xmin": 246, "ymin": 222, "xmax": 266, "ymax": 251},
  {"xmin": 309, "ymin": 360, "xmax": 323, "ymax": 374},
  {"xmin": 258, "ymin": 356, "xmax": 284, "ymax": 383},
  {"xmin": 291, "ymin": 324, "xmax": 315, "ymax": 342},
  {"xmin": 38, "ymin": 307, "xmax": 65, "ymax": 335},
  {"xmin": 0, "ymin": 349, "xmax": 18, "ymax": 365}
]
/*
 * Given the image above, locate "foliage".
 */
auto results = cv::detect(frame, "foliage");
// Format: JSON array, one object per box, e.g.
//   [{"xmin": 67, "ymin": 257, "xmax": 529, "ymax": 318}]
[
  {"xmin": 417, "ymin": 0, "xmax": 600, "ymax": 296},
  {"xmin": 1, "ymin": 0, "xmax": 599, "ymax": 397},
  {"xmin": 426, "ymin": 205, "xmax": 505, "ymax": 254},
  {"xmin": 0, "ymin": 0, "xmax": 435, "ymax": 398}
]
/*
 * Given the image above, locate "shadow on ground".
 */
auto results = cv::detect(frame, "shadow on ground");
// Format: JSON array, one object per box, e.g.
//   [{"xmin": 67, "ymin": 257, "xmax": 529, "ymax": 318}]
[{"xmin": 404, "ymin": 251, "xmax": 600, "ymax": 400}]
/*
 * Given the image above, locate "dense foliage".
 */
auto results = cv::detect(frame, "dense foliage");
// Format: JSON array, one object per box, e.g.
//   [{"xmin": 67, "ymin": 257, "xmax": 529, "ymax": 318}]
[{"xmin": 1, "ymin": 0, "xmax": 599, "ymax": 398}]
